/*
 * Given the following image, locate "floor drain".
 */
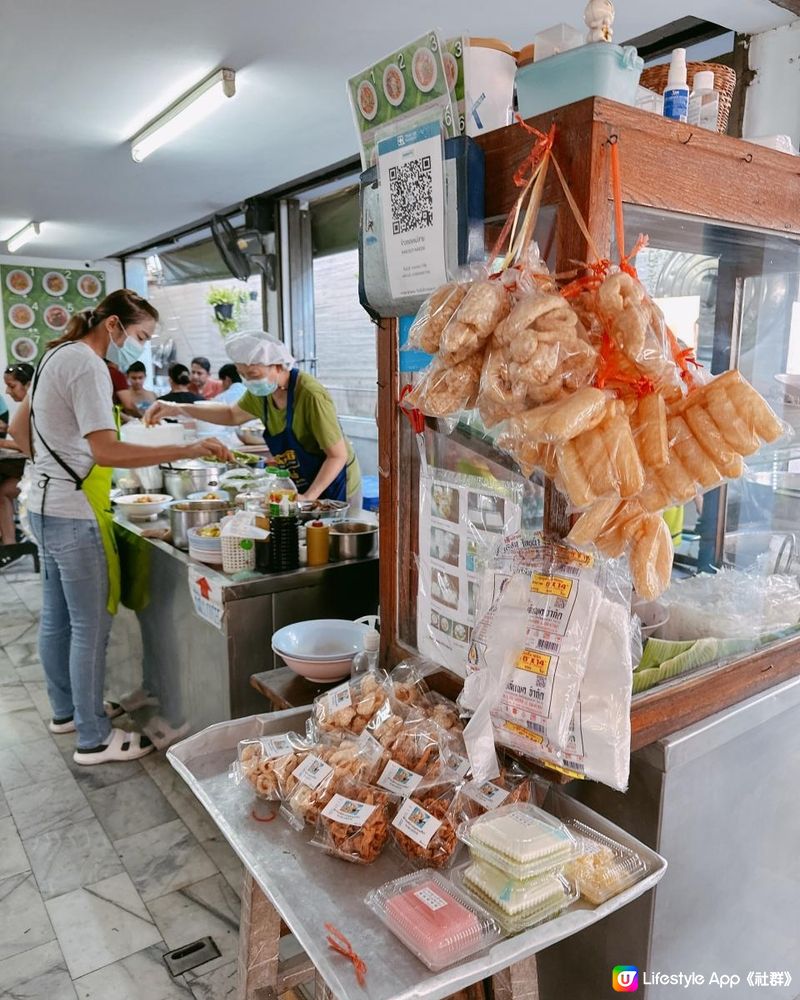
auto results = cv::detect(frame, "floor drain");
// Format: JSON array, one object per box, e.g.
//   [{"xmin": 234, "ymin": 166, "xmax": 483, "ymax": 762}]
[{"xmin": 163, "ymin": 936, "xmax": 221, "ymax": 976}]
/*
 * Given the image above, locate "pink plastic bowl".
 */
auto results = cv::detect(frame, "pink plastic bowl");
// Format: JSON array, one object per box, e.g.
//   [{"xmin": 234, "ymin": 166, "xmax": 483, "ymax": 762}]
[{"xmin": 275, "ymin": 653, "xmax": 353, "ymax": 683}]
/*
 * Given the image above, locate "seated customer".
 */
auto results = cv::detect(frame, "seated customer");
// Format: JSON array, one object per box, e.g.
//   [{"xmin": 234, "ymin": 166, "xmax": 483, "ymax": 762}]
[
  {"xmin": 1, "ymin": 363, "xmax": 34, "ymax": 557},
  {"xmin": 191, "ymin": 356, "xmax": 223, "ymax": 399},
  {"xmin": 215, "ymin": 363, "xmax": 246, "ymax": 404},
  {"xmin": 118, "ymin": 361, "xmax": 157, "ymax": 417},
  {"xmin": 158, "ymin": 363, "xmax": 201, "ymax": 403}
]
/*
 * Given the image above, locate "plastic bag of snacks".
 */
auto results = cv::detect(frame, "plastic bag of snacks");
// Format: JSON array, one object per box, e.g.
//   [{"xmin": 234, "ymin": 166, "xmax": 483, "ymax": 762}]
[
  {"xmin": 388, "ymin": 660, "xmax": 431, "ymax": 710},
  {"xmin": 312, "ymin": 670, "xmax": 392, "ymax": 737},
  {"xmin": 406, "ymin": 283, "xmax": 469, "ymax": 356},
  {"xmin": 378, "ymin": 717, "xmax": 442, "ymax": 773},
  {"xmin": 281, "ymin": 734, "xmax": 384, "ymax": 829},
  {"xmin": 233, "ymin": 732, "xmax": 311, "ymax": 801},
  {"xmin": 390, "ymin": 773, "xmax": 464, "ymax": 869},
  {"xmin": 311, "ymin": 778, "xmax": 398, "ymax": 865},
  {"xmin": 458, "ymin": 763, "xmax": 534, "ymax": 821}
]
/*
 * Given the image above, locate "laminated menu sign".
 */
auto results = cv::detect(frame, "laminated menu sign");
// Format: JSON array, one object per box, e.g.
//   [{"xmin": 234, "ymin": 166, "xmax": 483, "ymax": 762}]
[
  {"xmin": 417, "ymin": 468, "xmax": 522, "ymax": 677},
  {"xmin": 1, "ymin": 264, "xmax": 106, "ymax": 366},
  {"xmin": 377, "ymin": 118, "xmax": 447, "ymax": 301},
  {"xmin": 187, "ymin": 566, "xmax": 225, "ymax": 631}
]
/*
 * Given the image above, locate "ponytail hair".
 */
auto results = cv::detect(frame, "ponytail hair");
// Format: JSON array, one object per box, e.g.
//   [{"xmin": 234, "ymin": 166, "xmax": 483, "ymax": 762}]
[
  {"xmin": 49, "ymin": 288, "xmax": 159, "ymax": 348},
  {"xmin": 168, "ymin": 363, "xmax": 192, "ymax": 387}
]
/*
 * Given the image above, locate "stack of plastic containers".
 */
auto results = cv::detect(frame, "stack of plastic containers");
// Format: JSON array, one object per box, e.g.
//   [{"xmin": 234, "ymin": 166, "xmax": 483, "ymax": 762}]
[
  {"xmin": 455, "ymin": 804, "xmax": 580, "ymax": 933},
  {"xmin": 365, "ymin": 870, "xmax": 503, "ymax": 970}
]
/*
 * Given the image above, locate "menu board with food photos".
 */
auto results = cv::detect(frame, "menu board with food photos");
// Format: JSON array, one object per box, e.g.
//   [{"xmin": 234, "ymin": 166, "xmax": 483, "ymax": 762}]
[{"xmin": 1, "ymin": 264, "xmax": 105, "ymax": 366}]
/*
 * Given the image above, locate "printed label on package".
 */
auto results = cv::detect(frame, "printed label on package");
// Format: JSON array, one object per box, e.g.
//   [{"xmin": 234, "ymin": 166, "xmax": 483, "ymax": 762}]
[
  {"xmin": 378, "ymin": 760, "xmax": 424, "ymax": 796},
  {"xmin": 321, "ymin": 794, "xmax": 377, "ymax": 827},
  {"xmin": 414, "ymin": 886, "xmax": 448, "ymax": 911},
  {"xmin": 293, "ymin": 754, "xmax": 333, "ymax": 790},
  {"xmin": 392, "ymin": 797, "xmax": 442, "ymax": 848},
  {"xmin": 260, "ymin": 735, "xmax": 294, "ymax": 760},
  {"xmin": 326, "ymin": 686, "xmax": 353, "ymax": 713},
  {"xmin": 463, "ymin": 779, "xmax": 510, "ymax": 811}
]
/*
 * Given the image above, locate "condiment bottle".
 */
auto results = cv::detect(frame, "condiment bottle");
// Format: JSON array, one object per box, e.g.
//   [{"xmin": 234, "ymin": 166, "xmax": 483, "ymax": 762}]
[
  {"xmin": 663, "ymin": 48, "xmax": 690, "ymax": 123},
  {"xmin": 688, "ymin": 70, "xmax": 719, "ymax": 131},
  {"xmin": 306, "ymin": 520, "xmax": 330, "ymax": 566},
  {"xmin": 351, "ymin": 630, "xmax": 380, "ymax": 676}
]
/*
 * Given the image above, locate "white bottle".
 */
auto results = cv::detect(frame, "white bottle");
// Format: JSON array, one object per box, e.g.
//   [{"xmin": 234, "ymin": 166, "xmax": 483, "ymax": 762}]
[
  {"xmin": 688, "ymin": 70, "xmax": 720, "ymax": 131},
  {"xmin": 351, "ymin": 630, "xmax": 380, "ymax": 676},
  {"xmin": 663, "ymin": 48, "xmax": 690, "ymax": 123}
]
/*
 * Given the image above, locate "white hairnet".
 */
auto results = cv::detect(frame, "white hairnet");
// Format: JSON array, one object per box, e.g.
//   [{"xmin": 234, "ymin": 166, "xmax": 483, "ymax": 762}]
[{"xmin": 225, "ymin": 330, "xmax": 295, "ymax": 368}]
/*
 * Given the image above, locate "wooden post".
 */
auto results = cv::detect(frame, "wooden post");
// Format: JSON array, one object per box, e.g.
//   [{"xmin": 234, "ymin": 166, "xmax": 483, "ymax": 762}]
[{"xmin": 238, "ymin": 871, "xmax": 281, "ymax": 1000}]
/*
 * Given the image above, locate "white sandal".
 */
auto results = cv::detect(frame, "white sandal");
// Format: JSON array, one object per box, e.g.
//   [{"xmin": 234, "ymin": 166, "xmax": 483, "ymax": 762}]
[
  {"xmin": 73, "ymin": 727, "xmax": 154, "ymax": 765},
  {"xmin": 49, "ymin": 700, "xmax": 126, "ymax": 734}
]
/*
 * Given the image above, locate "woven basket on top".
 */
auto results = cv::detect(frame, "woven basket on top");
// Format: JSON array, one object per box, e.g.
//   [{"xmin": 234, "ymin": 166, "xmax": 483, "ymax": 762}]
[{"xmin": 639, "ymin": 61, "xmax": 736, "ymax": 133}]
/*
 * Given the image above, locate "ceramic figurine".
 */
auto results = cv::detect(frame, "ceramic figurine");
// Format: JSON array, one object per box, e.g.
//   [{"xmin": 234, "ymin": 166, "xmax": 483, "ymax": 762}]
[{"xmin": 584, "ymin": 0, "xmax": 615, "ymax": 43}]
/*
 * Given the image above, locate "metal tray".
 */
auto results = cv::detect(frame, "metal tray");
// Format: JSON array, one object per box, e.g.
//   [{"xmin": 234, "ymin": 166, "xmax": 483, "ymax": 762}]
[{"xmin": 168, "ymin": 708, "xmax": 667, "ymax": 1000}]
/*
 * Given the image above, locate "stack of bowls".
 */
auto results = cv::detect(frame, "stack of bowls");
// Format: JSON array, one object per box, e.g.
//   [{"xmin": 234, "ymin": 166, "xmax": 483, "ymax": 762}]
[
  {"xmin": 271, "ymin": 619, "xmax": 371, "ymax": 682},
  {"xmin": 187, "ymin": 525, "xmax": 223, "ymax": 565}
]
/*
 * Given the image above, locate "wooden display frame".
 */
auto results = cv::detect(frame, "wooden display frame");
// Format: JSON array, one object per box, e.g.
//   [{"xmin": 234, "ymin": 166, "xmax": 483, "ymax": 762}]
[{"xmin": 377, "ymin": 97, "xmax": 800, "ymax": 750}]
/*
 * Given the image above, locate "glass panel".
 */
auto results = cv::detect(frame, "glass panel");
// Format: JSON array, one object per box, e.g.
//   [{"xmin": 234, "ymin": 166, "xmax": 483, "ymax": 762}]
[{"xmin": 312, "ymin": 248, "xmax": 378, "ymax": 477}]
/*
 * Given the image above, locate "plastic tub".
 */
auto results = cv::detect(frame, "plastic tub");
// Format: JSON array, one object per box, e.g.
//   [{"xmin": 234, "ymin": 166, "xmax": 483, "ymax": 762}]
[
  {"xmin": 365, "ymin": 869, "xmax": 502, "ymax": 971},
  {"xmin": 563, "ymin": 820, "xmax": 648, "ymax": 905},
  {"xmin": 516, "ymin": 43, "xmax": 643, "ymax": 119},
  {"xmin": 455, "ymin": 863, "xmax": 577, "ymax": 934}
]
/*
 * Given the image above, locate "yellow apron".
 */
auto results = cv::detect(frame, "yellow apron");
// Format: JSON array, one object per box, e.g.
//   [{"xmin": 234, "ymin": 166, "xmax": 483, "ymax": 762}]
[{"xmin": 81, "ymin": 464, "xmax": 122, "ymax": 615}]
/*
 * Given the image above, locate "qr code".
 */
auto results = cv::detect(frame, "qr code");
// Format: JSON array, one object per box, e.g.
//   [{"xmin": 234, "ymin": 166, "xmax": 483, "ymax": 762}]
[{"xmin": 389, "ymin": 156, "xmax": 433, "ymax": 235}]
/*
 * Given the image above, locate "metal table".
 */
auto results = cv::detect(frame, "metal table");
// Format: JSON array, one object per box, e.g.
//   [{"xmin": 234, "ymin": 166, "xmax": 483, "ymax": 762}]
[
  {"xmin": 107, "ymin": 517, "xmax": 378, "ymax": 742},
  {"xmin": 168, "ymin": 707, "xmax": 667, "ymax": 1000}
]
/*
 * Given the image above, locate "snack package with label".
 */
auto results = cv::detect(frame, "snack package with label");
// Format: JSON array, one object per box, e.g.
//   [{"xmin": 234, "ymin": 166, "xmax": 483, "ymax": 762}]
[
  {"xmin": 458, "ymin": 802, "xmax": 580, "ymax": 880},
  {"xmin": 461, "ymin": 534, "xmax": 612, "ymax": 762},
  {"xmin": 458, "ymin": 764, "xmax": 534, "ymax": 821},
  {"xmin": 233, "ymin": 731, "xmax": 312, "ymax": 801},
  {"xmin": 406, "ymin": 283, "xmax": 470, "ymax": 356},
  {"xmin": 388, "ymin": 660, "xmax": 431, "ymax": 710},
  {"xmin": 380, "ymin": 716, "xmax": 442, "ymax": 773},
  {"xmin": 365, "ymin": 869, "xmax": 503, "ymax": 971},
  {"xmin": 456, "ymin": 863, "xmax": 578, "ymax": 934},
  {"xmin": 563, "ymin": 820, "xmax": 648, "ymax": 905},
  {"xmin": 280, "ymin": 735, "xmax": 384, "ymax": 828},
  {"xmin": 391, "ymin": 777, "xmax": 464, "ymax": 869},
  {"xmin": 311, "ymin": 779, "xmax": 398, "ymax": 864},
  {"xmin": 312, "ymin": 670, "xmax": 392, "ymax": 737}
]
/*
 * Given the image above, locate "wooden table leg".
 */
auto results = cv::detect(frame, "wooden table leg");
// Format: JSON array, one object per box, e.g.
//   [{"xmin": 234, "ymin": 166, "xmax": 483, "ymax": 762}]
[
  {"xmin": 490, "ymin": 955, "xmax": 541, "ymax": 1000},
  {"xmin": 238, "ymin": 870, "xmax": 281, "ymax": 1000},
  {"xmin": 314, "ymin": 970, "xmax": 338, "ymax": 1000}
]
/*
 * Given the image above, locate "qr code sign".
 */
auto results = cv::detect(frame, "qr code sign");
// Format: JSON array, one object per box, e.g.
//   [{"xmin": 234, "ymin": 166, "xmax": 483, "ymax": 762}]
[{"xmin": 389, "ymin": 155, "xmax": 433, "ymax": 235}]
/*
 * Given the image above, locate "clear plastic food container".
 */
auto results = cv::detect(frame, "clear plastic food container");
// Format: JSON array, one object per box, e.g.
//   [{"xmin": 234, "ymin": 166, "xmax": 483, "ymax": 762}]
[
  {"xmin": 563, "ymin": 820, "xmax": 648, "ymax": 905},
  {"xmin": 456, "ymin": 862, "xmax": 577, "ymax": 934},
  {"xmin": 365, "ymin": 869, "xmax": 503, "ymax": 970},
  {"xmin": 458, "ymin": 803, "xmax": 579, "ymax": 880}
]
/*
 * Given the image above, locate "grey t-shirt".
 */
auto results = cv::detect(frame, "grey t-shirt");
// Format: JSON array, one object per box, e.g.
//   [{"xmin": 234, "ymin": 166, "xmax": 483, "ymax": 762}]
[{"xmin": 28, "ymin": 343, "xmax": 117, "ymax": 519}]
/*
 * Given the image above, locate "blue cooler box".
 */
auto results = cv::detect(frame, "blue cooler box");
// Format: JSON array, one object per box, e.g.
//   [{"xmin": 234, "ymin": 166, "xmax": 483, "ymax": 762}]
[{"xmin": 516, "ymin": 43, "xmax": 643, "ymax": 119}]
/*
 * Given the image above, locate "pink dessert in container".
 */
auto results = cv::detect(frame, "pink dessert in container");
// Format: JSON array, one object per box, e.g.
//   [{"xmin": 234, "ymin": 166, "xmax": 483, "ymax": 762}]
[{"xmin": 365, "ymin": 869, "xmax": 502, "ymax": 971}]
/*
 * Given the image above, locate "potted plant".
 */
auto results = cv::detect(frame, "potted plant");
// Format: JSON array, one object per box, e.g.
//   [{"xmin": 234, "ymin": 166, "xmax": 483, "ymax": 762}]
[{"xmin": 207, "ymin": 286, "xmax": 250, "ymax": 336}]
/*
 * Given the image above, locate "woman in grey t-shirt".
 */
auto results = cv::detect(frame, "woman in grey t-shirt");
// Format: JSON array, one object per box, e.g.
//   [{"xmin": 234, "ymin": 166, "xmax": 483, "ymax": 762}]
[{"xmin": 10, "ymin": 289, "xmax": 231, "ymax": 765}]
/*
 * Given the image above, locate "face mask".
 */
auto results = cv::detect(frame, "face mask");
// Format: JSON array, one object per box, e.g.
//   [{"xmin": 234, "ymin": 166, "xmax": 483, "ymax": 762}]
[
  {"xmin": 243, "ymin": 377, "xmax": 278, "ymax": 397},
  {"xmin": 114, "ymin": 321, "xmax": 145, "ymax": 368}
]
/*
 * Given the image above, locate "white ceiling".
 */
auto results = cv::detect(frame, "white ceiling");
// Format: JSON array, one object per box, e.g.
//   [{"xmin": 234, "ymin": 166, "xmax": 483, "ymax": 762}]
[{"xmin": 0, "ymin": 0, "xmax": 793, "ymax": 261}]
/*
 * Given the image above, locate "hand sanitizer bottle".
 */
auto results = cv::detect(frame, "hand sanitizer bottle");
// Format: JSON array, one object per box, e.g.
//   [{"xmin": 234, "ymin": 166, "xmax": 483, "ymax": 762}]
[
  {"xmin": 351, "ymin": 630, "xmax": 380, "ymax": 676},
  {"xmin": 688, "ymin": 71, "xmax": 720, "ymax": 131},
  {"xmin": 663, "ymin": 48, "xmax": 690, "ymax": 123}
]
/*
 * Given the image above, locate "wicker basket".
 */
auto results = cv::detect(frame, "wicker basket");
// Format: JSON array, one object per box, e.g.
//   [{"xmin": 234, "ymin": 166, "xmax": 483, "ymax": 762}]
[{"xmin": 639, "ymin": 61, "xmax": 736, "ymax": 133}]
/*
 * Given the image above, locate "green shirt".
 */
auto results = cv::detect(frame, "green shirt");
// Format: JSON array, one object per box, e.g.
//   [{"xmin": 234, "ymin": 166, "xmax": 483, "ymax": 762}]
[{"xmin": 237, "ymin": 372, "xmax": 361, "ymax": 499}]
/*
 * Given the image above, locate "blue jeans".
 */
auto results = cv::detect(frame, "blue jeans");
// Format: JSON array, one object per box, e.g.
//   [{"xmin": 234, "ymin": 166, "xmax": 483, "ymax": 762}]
[{"xmin": 29, "ymin": 512, "xmax": 113, "ymax": 749}]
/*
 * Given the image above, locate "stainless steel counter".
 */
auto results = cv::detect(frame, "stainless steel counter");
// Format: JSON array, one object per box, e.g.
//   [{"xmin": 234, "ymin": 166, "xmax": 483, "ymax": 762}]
[{"xmin": 107, "ymin": 516, "xmax": 379, "ymax": 745}]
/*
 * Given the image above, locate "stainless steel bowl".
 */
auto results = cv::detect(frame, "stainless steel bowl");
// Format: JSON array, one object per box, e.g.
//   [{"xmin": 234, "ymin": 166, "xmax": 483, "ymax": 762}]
[
  {"xmin": 160, "ymin": 461, "xmax": 230, "ymax": 500},
  {"xmin": 296, "ymin": 499, "xmax": 350, "ymax": 524},
  {"xmin": 328, "ymin": 521, "xmax": 378, "ymax": 560},
  {"xmin": 169, "ymin": 500, "xmax": 231, "ymax": 550}
]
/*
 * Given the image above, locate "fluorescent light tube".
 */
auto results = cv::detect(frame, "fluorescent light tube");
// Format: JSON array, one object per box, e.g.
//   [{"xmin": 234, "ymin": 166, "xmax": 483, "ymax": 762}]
[
  {"xmin": 6, "ymin": 222, "xmax": 41, "ymax": 253},
  {"xmin": 131, "ymin": 68, "xmax": 236, "ymax": 162}
]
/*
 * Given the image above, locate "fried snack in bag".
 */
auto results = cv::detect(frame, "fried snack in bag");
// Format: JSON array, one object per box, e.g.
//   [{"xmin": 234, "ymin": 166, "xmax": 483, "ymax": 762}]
[
  {"xmin": 312, "ymin": 779, "xmax": 397, "ymax": 864},
  {"xmin": 407, "ymin": 350, "xmax": 486, "ymax": 418},
  {"xmin": 312, "ymin": 670, "xmax": 391, "ymax": 737},
  {"xmin": 407, "ymin": 283, "xmax": 469, "ymax": 355},
  {"xmin": 234, "ymin": 732, "xmax": 311, "ymax": 801},
  {"xmin": 391, "ymin": 779, "xmax": 462, "ymax": 869},
  {"xmin": 438, "ymin": 280, "xmax": 511, "ymax": 365},
  {"xmin": 459, "ymin": 766, "xmax": 534, "ymax": 821},
  {"xmin": 385, "ymin": 718, "xmax": 442, "ymax": 773},
  {"xmin": 388, "ymin": 661, "xmax": 431, "ymax": 709}
]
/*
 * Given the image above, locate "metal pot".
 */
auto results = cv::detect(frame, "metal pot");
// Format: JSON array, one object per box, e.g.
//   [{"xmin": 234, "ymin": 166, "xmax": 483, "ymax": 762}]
[
  {"xmin": 328, "ymin": 521, "xmax": 378, "ymax": 561},
  {"xmin": 160, "ymin": 461, "xmax": 230, "ymax": 500},
  {"xmin": 169, "ymin": 500, "xmax": 231, "ymax": 550}
]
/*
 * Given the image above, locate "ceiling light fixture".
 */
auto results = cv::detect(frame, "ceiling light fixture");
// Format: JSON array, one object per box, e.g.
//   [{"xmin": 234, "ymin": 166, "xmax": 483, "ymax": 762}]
[
  {"xmin": 130, "ymin": 68, "xmax": 236, "ymax": 163},
  {"xmin": 6, "ymin": 222, "xmax": 41, "ymax": 253}
]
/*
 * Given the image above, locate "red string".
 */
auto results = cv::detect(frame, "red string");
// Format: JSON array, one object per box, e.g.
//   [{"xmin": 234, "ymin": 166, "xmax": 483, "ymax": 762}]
[
  {"xmin": 325, "ymin": 923, "xmax": 367, "ymax": 987},
  {"xmin": 399, "ymin": 384, "xmax": 425, "ymax": 434},
  {"xmin": 251, "ymin": 807, "xmax": 277, "ymax": 823},
  {"xmin": 512, "ymin": 117, "xmax": 556, "ymax": 188}
]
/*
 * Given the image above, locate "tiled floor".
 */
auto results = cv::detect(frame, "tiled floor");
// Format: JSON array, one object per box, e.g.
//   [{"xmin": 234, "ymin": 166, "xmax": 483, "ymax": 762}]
[{"xmin": 0, "ymin": 559, "xmax": 246, "ymax": 999}]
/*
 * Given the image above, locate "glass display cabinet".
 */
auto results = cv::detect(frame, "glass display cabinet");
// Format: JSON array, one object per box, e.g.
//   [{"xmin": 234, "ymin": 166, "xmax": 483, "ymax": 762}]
[{"xmin": 377, "ymin": 97, "xmax": 800, "ymax": 748}]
